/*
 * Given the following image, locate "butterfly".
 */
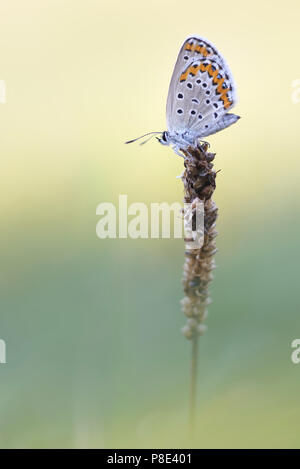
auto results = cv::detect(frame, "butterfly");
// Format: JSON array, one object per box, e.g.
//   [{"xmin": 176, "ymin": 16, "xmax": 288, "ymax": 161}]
[{"xmin": 126, "ymin": 35, "xmax": 240, "ymax": 155}]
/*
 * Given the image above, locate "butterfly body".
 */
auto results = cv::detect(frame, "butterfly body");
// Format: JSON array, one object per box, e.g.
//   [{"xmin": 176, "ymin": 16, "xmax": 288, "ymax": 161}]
[{"xmin": 160, "ymin": 111, "xmax": 240, "ymax": 147}]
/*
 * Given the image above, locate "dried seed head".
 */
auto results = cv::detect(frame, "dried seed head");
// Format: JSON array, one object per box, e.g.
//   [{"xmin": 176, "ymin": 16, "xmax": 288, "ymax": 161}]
[{"xmin": 181, "ymin": 143, "xmax": 218, "ymax": 340}]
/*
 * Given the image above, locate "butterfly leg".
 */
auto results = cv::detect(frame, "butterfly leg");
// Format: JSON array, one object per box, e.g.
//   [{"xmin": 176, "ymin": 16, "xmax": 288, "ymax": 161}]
[
  {"xmin": 197, "ymin": 139, "xmax": 210, "ymax": 149},
  {"xmin": 182, "ymin": 147, "xmax": 195, "ymax": 161},
  {"xmin": 178, "ymin": 146, "xmax": 195, "ymax": 162},
  {"xmin": 172, "ymin": 144, "xmax": 186, "ymax": 159}
]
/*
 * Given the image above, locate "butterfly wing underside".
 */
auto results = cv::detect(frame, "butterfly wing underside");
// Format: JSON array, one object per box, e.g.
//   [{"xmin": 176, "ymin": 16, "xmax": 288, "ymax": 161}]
[{"xmin": 166, "ymin": 36, "xmax": 237, "ymax": 138}]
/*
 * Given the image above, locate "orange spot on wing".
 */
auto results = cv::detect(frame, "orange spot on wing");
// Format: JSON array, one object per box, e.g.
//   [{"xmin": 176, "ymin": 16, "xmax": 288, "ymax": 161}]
[
  {"xmin": 179, "ymin": 64, "xmax": 201, "ymax": 82},
  {"xmin": 184, "ymin": 43, "xmax": 211, "ymax": 57},
  {"xmin": 179, "ymin": 58, "xmax": 233, "ymax": 109},
  {"xmin": 216, "ymin": 77, "xmax": 225, "ymax": 92}
]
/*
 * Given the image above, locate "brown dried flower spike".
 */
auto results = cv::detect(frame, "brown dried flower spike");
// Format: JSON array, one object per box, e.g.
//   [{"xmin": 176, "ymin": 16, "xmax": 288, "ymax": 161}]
[
  {"xmin": 181, "ymin": 143, "xmax": 218, "ymax": 340},
  {"xmin": 179, "ymin": 143, "xmax": 218, "ymax": 434}
]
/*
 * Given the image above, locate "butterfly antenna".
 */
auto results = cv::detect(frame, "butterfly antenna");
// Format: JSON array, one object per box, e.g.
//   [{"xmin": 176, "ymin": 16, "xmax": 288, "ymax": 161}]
[
  {"xmin": 139, "ymin": 134, "xmax": 160, "ymax": 145},
  {"xmin": 125, "ymin": 132, "xmax": 163, "ymax": 144}
]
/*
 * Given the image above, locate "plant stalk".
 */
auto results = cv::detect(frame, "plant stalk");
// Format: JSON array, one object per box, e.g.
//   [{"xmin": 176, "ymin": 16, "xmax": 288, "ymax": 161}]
[
  {"xmin": 189, "ymin": 336, "xmax": 198, "ymax": 438},
  {"xmin": 180, "ymin": 143, "xmax": 218, "ymax": 438}
]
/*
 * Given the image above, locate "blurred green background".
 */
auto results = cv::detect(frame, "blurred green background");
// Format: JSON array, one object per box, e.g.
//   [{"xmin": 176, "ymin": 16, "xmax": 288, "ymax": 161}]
[{"xmin": 1, "ymin": 0, "xmax": 300, "ymax": 449}]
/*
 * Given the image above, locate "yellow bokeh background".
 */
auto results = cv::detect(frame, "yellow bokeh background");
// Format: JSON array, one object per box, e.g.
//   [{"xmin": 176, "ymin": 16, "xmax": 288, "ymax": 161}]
[{"xmin": 1, "ymin": 0, "xmax": 300, "ymax": 448}]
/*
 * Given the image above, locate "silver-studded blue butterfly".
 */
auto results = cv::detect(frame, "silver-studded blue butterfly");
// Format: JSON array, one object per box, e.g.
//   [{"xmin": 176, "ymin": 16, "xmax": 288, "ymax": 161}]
[{"xmin": 126, "ymin": 36, "xmax": 240, "ymax": 154}]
